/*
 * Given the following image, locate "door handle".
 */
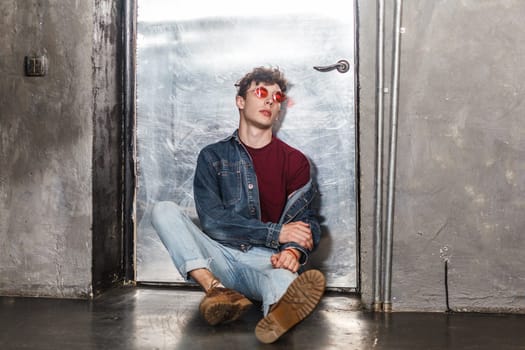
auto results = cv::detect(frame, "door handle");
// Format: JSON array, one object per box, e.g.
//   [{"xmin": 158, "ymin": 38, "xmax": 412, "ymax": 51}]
[{"xmin": 313, "ymin": 59, "xmax": 350, "ymax": 73}]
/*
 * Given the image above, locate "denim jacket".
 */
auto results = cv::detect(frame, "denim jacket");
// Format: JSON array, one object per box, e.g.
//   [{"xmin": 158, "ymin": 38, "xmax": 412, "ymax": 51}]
[{"xmin": 193, "ymin": 130, "xmax": 321, "ymax": 264}]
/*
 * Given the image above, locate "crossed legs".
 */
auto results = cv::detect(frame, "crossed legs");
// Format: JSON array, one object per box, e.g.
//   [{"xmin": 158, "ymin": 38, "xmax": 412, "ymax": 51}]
[
  {"xmin": 151, "ymin": 201, "xmax": 295, "ymax": 311},
  {"xmin": 151, "ymin": 201, "xmax": 325, "ymax": 342}
]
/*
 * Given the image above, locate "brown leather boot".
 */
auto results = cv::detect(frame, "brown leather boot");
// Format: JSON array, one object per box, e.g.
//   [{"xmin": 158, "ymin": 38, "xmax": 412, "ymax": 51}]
[
  {"xmin": 199, "ymin": 283, "xmax": 253, "ymax": 326},
  {"xmin": 255, "ymin": 269, "xmax": 326, "ymax": 343}
]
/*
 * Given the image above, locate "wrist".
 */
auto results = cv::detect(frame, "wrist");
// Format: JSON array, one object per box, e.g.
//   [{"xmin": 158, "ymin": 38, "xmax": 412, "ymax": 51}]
[{"xmin": 284, "ymin": 248, "xmax": 300, "ymax": 261}]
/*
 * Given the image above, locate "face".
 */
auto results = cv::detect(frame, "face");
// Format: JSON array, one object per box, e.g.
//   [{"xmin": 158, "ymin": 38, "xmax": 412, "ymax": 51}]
[{"xmin": 236, "ymin": 82, "xmax": 284, "ymax": 130}]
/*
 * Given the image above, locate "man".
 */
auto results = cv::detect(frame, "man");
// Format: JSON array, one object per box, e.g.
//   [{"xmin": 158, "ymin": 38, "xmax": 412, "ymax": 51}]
[{"xmin": 152, "ymin": 66, "xmax": 325, "ymax": 343}]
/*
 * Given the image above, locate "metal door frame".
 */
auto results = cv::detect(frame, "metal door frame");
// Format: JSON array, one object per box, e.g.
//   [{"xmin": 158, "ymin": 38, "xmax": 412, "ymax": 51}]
[
  {"xmin": 122, "ymin": 0, "xmax": 361, "ymax": 293},
  {"xmin": 123, "ymin": 0, "xmax": 137, "ymax": 282}
]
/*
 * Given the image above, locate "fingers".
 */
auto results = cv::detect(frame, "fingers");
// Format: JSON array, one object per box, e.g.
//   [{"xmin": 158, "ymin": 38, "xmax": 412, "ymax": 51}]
[
  {"xmin": 271, "ymin": 252, "xmax": 300, "ymax": 273},
  {"xmin": 297, "ymin": 235, "xmax": 313, "ymax": 251},
  {"xmin": 279, "ymin": 221, "xmax": 314, "ymax": 250},
  {"xmin": 270, "ymin": 254, "xmax": 278, "ymax": 266},
  {"xmin": 287, "ymin": 221, "xmax": 311, "ymax": 234}
]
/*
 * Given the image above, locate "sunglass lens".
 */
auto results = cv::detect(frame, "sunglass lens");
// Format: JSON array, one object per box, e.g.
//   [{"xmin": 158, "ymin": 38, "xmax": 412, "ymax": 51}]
[
  {"xmin": 254, "ymin": 87, "xmax": 268, "ymax": 98},
  {"xmin": 274, "ymin": 92, "xmax": 285, "ymax": 103}
]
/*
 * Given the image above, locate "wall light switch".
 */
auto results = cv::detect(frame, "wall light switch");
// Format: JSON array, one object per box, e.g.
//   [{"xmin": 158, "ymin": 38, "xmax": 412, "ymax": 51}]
[{"xmin": 25, "ymin": 55, "xmax": 47, "ymax": 77}]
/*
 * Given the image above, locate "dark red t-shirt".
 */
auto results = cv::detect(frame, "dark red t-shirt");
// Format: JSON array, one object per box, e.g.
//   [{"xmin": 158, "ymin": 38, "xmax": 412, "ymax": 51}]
[{"xmin": 244, "ymin": 136, "xmax": 310, "ymax": 223}]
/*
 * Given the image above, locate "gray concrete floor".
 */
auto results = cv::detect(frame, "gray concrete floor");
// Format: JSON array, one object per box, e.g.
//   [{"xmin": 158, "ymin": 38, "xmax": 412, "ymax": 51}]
[{"xmin": 1, "ymin": 287, "xmax": 525, "ymax": 349}]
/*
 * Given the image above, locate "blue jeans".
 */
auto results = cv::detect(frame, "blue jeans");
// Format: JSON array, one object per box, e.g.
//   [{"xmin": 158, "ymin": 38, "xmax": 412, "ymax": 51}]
[{"xmin": 151, "ymin": 201, "xmax": 297, "ymax": 315}]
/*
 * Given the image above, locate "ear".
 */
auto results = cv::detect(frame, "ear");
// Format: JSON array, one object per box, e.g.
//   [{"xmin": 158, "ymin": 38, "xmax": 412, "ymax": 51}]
[{"xmin": 236, "ymin": 95, "xmax": 245, "ymax": 109}]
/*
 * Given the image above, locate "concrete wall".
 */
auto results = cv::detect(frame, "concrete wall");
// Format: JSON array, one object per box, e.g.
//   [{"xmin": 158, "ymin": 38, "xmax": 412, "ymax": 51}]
[
  {"xmin": 358, "ymin": 0, "xmax": 525, "ymax": 312},
  {"xmin": 0, "ymin": 0, "xmax": 122, "ymax": 298}
]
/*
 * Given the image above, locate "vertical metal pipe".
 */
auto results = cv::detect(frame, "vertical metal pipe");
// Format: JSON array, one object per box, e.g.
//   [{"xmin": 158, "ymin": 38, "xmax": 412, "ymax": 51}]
[
  {"xmin": 383, "ymin": 0, "xmax": 403, "ymax": 312},
  {"xmin": 123, "ymin": 0, "xmax": 137, "ymax": 281},
  {"xmin": 373, "ymin": 0, "xmax": 385, "ymax": 313}
]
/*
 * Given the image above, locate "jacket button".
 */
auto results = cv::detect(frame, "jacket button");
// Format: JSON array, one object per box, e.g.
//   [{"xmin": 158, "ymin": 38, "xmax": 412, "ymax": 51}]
[{"xmin": 248, "ymin": 183, "xmax": 254, "ymax": 190}]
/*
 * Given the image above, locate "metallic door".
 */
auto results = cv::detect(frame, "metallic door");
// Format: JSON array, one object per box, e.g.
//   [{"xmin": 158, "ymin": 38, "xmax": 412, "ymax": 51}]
[{"xmin": 135, "ymin": 0, "xmax": 357, "ymax": 289}]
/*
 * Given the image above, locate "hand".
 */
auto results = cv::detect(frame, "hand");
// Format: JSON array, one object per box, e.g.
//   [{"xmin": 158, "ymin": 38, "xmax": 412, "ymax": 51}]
[
  {"xmin": 279, "ymin": 221, "xmax": 313, "ymax": 251},
  {"xmin": 271, "ymin": 250, "xmax": 300, "ymax": 273}
]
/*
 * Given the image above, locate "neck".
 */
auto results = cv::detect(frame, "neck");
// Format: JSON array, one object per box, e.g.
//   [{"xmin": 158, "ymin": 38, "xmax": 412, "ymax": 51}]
[{"xmin": 238, "ymin": 122, "xmax": 273, "ymax": 149}]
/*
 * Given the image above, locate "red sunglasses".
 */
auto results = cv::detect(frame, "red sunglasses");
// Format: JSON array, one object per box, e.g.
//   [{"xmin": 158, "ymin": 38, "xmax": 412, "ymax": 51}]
[{"xmin": 251, "ymin": 86, "xmax": 286, "ymax": 103}]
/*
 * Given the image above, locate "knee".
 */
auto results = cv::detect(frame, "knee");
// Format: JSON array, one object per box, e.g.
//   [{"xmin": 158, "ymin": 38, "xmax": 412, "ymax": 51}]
[
  {"xmin": 269, "ymin": 268, "xmax": 297, "ymax": 287},
  {"xmin": 151, "ymin": 201, "xmax": 182, "ymax": 227}
]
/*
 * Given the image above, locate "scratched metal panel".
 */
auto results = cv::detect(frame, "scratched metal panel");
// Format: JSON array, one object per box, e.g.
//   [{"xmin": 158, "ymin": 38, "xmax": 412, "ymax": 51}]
[{"xmin": 136, "ymin": 0, "xmax": 357, "ymax": 289}]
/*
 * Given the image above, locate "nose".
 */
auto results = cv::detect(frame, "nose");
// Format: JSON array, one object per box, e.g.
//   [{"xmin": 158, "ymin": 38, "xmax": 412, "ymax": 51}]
[{"xmin": 265, "ymin": 98, "xmax": 273, "ymax": 106}]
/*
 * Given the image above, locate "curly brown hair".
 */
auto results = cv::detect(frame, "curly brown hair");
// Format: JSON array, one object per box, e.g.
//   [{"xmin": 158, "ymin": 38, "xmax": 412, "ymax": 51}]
[{"xmin": 235, "ymin": 66, "xmax": 288, "ymax": 98}]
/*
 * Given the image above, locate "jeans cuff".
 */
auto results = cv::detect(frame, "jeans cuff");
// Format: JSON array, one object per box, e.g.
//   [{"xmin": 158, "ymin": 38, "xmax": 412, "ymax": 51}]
[{"xmin": 181, "ymin": 258, "xmax": 212, "ymax": 281}]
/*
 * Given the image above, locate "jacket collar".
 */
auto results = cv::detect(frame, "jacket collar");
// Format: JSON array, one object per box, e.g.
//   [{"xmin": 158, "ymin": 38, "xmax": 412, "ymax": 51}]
[{"xmin": 219, "ymin": 129, "xmax": 240, "ymax": 143}]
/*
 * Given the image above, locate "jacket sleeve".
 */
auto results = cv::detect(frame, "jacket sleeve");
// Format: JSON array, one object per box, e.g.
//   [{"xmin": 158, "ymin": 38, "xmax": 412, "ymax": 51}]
[
  {"xmin": 193, "ymin": 149, "xmax": 282, "ymax": 249},
  {"xmin": 279, "ymin": 181, "xmax": 322, "ymax": 265}
]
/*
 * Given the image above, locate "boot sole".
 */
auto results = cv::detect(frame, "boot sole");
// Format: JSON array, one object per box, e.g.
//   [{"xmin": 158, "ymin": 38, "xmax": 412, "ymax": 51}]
[
  {"xmin": 255, "ymin": 269, "xmax": 326, "ymax": 343},
  {"xmin": 202, "ymin": 297, "xmax": 253, "ymax": 326}
]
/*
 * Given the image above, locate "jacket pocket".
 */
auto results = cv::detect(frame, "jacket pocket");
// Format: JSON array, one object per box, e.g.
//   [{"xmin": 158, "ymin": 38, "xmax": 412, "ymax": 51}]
[{"xmin": 213, "ymin": 160, "xmax": 241, "ymax": 206}]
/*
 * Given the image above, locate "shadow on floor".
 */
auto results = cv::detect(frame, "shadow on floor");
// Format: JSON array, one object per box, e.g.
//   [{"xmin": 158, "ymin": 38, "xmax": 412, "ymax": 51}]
[{"xmin": 1, "ymin": 286, "xmax": 525, "ymax": 349}]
